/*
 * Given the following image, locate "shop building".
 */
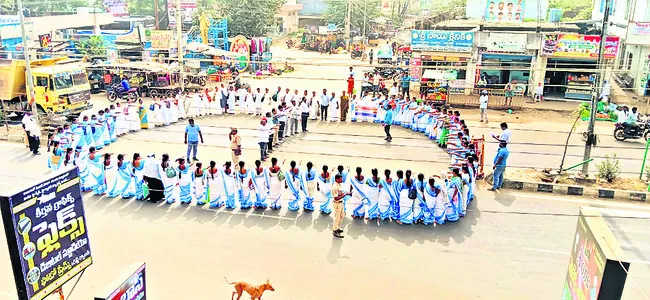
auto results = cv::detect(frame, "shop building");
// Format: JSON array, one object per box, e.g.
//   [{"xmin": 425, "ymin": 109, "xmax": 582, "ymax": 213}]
[
  {"xmin": 539, "ymin": 34, "xmax": 621, "ymax": 100},
  {"xmin": 410, "ymin": 29, "xmax": 477, "ymax": 95},
  {"xmin": 476, "ymin": 31, "xmax": 539, "ymax": 96}
]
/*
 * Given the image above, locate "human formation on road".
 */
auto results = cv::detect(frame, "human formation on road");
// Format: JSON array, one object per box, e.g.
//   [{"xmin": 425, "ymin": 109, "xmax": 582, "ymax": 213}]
[{"xmin": 39, "ymin": 82, "xmax": 486, "ymax": 234}]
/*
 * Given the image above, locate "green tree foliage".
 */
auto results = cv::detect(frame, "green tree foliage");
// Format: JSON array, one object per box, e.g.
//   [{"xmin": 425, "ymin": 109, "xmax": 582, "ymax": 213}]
[
  {"xmin": 74, "ymin": 35, "xmax": 107, "ymax": 56},
  {"xmin": 323, "ymin": 0, "xmax": 381, "ymax": 31},
  {"xmin": 128, "ymin": 0, "xmax": 157, "ymax": 16},
  {"xmin": 549, "ymin": 0, "xmax": 592, "ymax": 20},
  {"xmin": 211, "ymin": 0, "xmax": 283, "ymax": 36}
]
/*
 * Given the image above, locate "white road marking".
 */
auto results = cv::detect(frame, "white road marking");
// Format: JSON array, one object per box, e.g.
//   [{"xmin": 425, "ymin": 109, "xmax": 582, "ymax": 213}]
[
  {"xmin": 521, "ymin": 247, "xmax": 569, "ymax": 255},
  {"xmin": 510, "ymin": 193, "xmax": 650, "ymax": 211}
]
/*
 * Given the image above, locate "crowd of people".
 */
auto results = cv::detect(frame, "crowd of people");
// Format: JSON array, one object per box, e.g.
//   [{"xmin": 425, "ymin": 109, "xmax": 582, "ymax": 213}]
[{"xmin": 37, "ymin": 76, "xmax": 490, "ymax": 237}]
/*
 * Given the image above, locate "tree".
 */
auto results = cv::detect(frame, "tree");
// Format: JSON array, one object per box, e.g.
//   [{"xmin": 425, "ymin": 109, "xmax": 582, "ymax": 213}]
[
  {"xmin": 323, "ymin": 0, "xmax": 381, "ymax": 33},
  {"xmin": 74, "ymin": 35, "xmax": 107, "ymax": 56},
  {"xmin": 128, "ymin": 0, "xmax": 158, "ymax": 16},
  {"xmin": 212, "ymin": 0, "xmax": 283, "ymax": 37},
  {"xmin": 549, "ymin": 0, "xmax": 592, "ymax": 20}
]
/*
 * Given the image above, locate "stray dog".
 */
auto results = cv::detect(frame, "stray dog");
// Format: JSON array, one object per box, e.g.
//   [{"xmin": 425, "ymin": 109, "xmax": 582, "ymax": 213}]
[{"xmin": 225, "ymin": 277, "xmax": 275, "ymax": 300}]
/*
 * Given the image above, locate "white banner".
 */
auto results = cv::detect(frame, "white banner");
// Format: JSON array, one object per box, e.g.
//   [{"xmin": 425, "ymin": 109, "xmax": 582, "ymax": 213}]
[{"xmin": 485, "ymin": 33, "xmax": 527, "ymax": 52}]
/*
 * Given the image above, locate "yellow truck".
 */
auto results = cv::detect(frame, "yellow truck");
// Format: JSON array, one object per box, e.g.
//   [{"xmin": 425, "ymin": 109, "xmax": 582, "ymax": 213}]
[{"xmin": 0, "ymin": 57, "xmax": 93, "ymax": 117}]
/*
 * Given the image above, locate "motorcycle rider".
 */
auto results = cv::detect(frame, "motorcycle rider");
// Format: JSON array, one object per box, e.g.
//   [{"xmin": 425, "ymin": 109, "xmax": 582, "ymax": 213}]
[
  {"xmin": 626, "ymin": 107, "xmax": 640, "ymax": 133},
  {"xmin": 120, "ymin": 76, "xmax": 131, "ymax": 93}
]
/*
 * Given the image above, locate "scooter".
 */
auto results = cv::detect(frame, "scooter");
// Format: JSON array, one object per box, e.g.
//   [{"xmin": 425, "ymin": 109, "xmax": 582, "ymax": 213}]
[{"xmin": 613, "ymin": 121, "xmax": 650, "ymax": 141}]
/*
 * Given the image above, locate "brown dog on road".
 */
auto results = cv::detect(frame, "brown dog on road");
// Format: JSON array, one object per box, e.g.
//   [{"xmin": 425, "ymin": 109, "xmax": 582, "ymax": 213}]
[{"xmin": 224, "ymin": 277, "xmax": 275, "ymax": 300}]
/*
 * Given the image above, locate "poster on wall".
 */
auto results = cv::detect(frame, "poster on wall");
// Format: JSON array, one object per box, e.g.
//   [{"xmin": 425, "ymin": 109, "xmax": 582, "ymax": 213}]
[
  {"xmin": 102, "ymin": 0, "xmax": 129, "ymax": 17},
  {"xmin": 95, "ymin": 263, "xmax": 146, "ymax": 300},
  {"xmin": 167, "ymin": 0, "xmax": 197, "ymax": 27},
  {"xmin": 0, "ymin": 168, "xmax": 93, "ymax": 300},
  {"xmin": 38, "ymin": 34, "xmax": 51, "ymax": 49},
  {"xmin": 409, "ymin": 57, "xmax": 421, "ymax": 82},
  {"xmin": 484, "ymin": 0, "xmax": 525, "ymax": 22},
  {"xmin": 230, "ymin": 35, "xmax": 250, "ymax": 72},
  {"xmin": 541, "ymin": 34, "xmax": 620, "ymax": 59}
]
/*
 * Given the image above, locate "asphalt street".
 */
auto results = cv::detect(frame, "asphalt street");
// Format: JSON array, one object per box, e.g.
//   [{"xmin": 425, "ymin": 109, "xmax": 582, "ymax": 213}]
[{"xmin": 1, "ymin": 114, "xmax": 650, "ymax": 299}]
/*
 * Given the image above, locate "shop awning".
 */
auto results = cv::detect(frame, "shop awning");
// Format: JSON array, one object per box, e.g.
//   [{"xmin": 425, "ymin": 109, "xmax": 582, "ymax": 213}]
[{"xmin": 419, "ymin": 52, "xmax": 471, "ymax": 62}]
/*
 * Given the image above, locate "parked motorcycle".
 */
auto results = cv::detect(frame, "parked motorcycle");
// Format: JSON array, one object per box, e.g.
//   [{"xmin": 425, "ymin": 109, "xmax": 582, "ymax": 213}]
[
  {"xmin": 613, "ymin": 121, "xmax": 650, "ymax": 141},
  {"xmin": 286, "ymin": 39, "xmax": 295, "ymax": 48},
  {"xmin": 106, "ymin": 84, "xmax": 139, "ymax": 102}
]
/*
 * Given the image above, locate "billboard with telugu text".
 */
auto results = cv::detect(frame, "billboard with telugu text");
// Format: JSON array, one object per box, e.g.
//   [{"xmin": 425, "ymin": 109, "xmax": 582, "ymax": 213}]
[
  {"xmin": 541, "ymin": 34, "xmax": 620, "ymax": 59},
  {"xmin": 410, "ymin": 30, "xmax": 474, "ymax": 52},
  {"xmin": 0, "ymin": 168, "xmax": 92, "ymax": 300}
]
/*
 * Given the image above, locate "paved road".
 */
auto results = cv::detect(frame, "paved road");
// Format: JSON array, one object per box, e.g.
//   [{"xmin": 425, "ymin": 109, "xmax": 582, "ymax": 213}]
[{"xmin": 1, "ymin": 114, "xmax": 650, "ymax": 299}]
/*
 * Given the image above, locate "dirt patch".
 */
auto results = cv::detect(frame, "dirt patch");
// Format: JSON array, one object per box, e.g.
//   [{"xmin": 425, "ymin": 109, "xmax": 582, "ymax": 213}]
[{"xmin": 504, "ymin": 168, "xmax": 648, "ymax": 192}]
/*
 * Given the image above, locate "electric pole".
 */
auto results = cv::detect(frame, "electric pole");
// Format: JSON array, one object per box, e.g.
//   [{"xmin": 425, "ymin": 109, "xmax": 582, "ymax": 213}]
[
  {"xmin": 17, "ymin": 0, "xmax": 38, "ymax": 122},
  {"xmin": 154, "ymin": 0, "xmax": 159, "ymax": 30},
  {"xmin": 345, "ymin": 0, "xmax": 352, "ymax": 49},
  {"xmin": 582, "ymin": 0, "xmax": 611, "ymax": 174},
  {"xmin": 176, "ymin": 0, "xmax": 185, "ymax": 91}
]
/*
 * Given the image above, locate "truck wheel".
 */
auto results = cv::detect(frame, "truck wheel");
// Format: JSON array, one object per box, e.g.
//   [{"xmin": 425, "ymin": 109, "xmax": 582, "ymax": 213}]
[{"xmin": 149, "ymin": 90, "xmax": 159, "ymax": 98}]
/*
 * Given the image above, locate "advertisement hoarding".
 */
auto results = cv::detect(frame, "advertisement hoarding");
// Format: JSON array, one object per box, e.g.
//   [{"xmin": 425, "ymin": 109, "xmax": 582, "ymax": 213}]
[
  {"xmin": 167, "ymin": 0, "xmax": 197, "ymax": 27},
  {"xmin": 541, "ymin": 34, "xmax": 620, "ymax": 59},
  {"xmin": 102, "ymin": 0, "xmax": 129, "ymax": 17},
  {"xmin": 95, "ymin": 263, "xmax": 146, "ymax": 300},
  {"xmin": 562, "ymin": 207, "xmax": 630, "ymax": 300},
  {"xmin": 484, "ymin": 0, "xmax": 525, "ymax": 22},
  {"xmin": 0, "ymin": 168, "xmax": 92, "ymax": 300},
  {"xmin": 485, "ymin": 33, "xmax": 527, "ymax": 52},
  {"xmin": 411, "ymin": 30, "xmax": 474, "ymax": 52}
]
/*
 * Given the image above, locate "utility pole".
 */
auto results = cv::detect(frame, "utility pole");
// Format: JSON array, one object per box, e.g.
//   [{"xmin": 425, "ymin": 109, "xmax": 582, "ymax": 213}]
[
  {"xmin": 582, "ymin": 0, "xmax": 611, "ymax": 174},
  {"xmin": 363, "ymin": 0, "xmax": 367, "ymax": 37},
  {"xmin": 345, "ymin": 0, "xmax": 352, "ymax": 49},
  {"xmin": 176, "ymin": 0, "xmax": 185, "ymax": 91},
  {"xmin": 154, "ymin": 0, "xmax": 159, "ymax": 30},
  {"xmin": 17, "ymin": 0, "xmax": 38, "ymax": 122}
]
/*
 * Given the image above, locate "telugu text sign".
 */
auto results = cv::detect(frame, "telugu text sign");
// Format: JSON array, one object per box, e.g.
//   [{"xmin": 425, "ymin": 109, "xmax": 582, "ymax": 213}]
[
  {"xmin": 626, "ymin": 22, "xmax": 650, "ymax": 45},
  {"xmin": 0, "ymin": 168, "xmax": 92, "ymax": 300},
  {"xmin": 410, "ymin": 30, "xmax": 474, "ymax": 52},
  {"xmin": 95, "ymin": 263, "xmax": 146, "ymax": 300}
]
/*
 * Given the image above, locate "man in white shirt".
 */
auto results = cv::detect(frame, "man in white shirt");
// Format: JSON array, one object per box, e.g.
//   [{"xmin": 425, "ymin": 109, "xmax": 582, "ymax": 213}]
[
  {"xmin": 25, "ymin": 117, "xmax": 41, "ymax": 155},
  {"xmin": 479, "ymin": 90, "xmax": 489, "ymax": 123},
  {"xmin": 258, "ymin": 118, "xmax": 271, "ymax": 160},
  {"xmin": 615, "ymin": 106, "xmax": 628, "ymax": 125},
  {"xmin": 288, "ymin": 99, "xmax": 300, "ymax": 135},
  {"xmin": 300, "ymin": 97, "xmax": 310, "ymax": 132},
  {"xmin": 277, "ymin": 104, "xmax": 288, "ymax": 140},
  {"xmin": 320, "ymin": 89, "xmax": 330, "ymax": 121},
  {"xmin": 372, "ymin": 73, "xmax": 381, "ymax": 96},
  {"xmin": 389, "ymin": 82, "xmax": 399, "ymax": 97},
  {"xmin": 309, "ymin": 90, "xmax": 319, "ymax": 120},
  {"xmin": 493, "ymin": 122, "xmax": 511, "ymax": 144},
  {"xmin": 254, "ymin": 88, "xmax": 263, "ymax": 116},
  {"xmin": 282, "ymin": 88, "xmax": 291, "ymax": 103}
]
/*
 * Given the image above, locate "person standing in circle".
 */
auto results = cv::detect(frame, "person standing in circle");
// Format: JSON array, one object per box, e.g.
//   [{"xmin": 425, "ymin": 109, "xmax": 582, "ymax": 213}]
[
  {"xmin": 332, "ymin": 173, "xmax": 351, "ymax": 238},
  {"xmin": 229, "ymin": 127, "xmax": 242, "ymax": 168},
  {"xmin": 184, "ymin": 118, "xmax": 203, "ymax": 162}
]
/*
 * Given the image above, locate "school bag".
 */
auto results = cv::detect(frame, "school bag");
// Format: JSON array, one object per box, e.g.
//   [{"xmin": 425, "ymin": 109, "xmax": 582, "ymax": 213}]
[
  {"xmin": 408, "ymin": 183, "xmax": 417, "ymax": 200},
  {"xmin": 165, "ymin": 167, "xmax": 177, "ymax": 178}
]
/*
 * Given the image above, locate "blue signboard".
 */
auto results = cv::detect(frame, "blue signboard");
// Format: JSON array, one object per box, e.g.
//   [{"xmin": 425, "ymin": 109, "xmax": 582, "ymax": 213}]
[
  {"xmin": 410, "ymin": 30, "xmax": 475, "ymax": 52},
  {"xmin": 0, "ymin": 167, "xmax": 92, "ymax": 300}
]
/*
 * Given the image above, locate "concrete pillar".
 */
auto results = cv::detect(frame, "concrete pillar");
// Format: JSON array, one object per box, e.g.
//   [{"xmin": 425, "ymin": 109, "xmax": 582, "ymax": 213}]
[
  {"xmin": 465, "ymin": 58, "xmax": 477, "ymax": 95},
  {"xmin": 531, "ymin": 53, "xmax": 546, "ymax": 97}
]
